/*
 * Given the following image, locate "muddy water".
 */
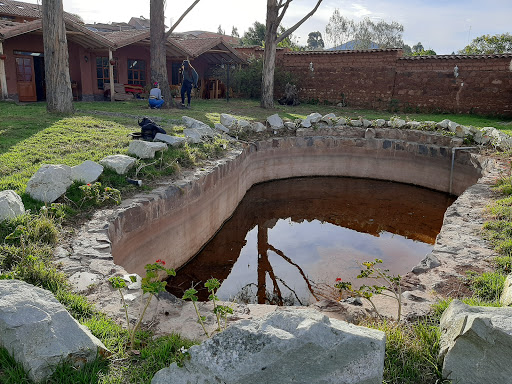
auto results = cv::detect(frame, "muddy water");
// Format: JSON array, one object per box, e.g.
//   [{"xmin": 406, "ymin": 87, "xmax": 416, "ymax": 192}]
[{"xmin": 167, "ymin": 177, "xmax": 455, "ymax": 306}]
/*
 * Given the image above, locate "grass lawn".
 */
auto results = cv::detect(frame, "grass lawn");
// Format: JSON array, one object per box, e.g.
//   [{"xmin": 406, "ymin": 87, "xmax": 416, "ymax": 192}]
[{"xmin": 0, "ymin": 98, "xmax": 511, "ymax": 383}]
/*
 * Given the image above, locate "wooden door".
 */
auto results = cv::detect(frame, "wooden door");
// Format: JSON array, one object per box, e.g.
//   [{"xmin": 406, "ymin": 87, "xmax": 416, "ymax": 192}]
[{"xmin": 15, "ymin": 56, "xmax": 37, "ymax": 102}]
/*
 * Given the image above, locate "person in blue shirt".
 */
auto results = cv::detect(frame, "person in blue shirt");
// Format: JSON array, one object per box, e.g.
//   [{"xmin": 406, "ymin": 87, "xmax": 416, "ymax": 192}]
[
  {"xmin": 180, "ymin": 60, "xmax": 198, "ymax": 108},
  {"xmin": 148, "ymin": 82, "xmax": 164, "ymax": 109}
]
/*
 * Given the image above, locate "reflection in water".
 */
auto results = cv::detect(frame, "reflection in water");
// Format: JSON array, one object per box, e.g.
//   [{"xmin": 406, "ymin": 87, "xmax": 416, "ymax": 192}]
[{"xmin": 167, "ymin": 177, "xmax": 455, "ymax": 306}]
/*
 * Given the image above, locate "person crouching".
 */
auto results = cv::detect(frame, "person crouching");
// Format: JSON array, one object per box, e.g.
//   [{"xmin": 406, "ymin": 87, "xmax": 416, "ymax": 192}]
[{"xmin": 149, "ymin": 82, "xmax": 164, "ymax": 109}]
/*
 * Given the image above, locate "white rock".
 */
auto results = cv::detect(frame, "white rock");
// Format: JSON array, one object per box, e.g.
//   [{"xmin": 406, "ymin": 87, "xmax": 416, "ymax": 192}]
[
  {"xmin": 350, "ymin": 119, "xmax": 363, "ymax": 127},
  {"xmin": 71, "ymin": 160, "xmax": 103, "ymax": 184},
  {"xmin": 284, "ymin": 121, "xmax": 296, "ymax": 130},
  {"xmin": 69, "ymin": 272, "xmax": 100, "ymax": 292},
  {"xmin": 152, "ymin": 308, "xmax": 385, "ymax": 384},
  {"xmin": 0, "ymin": 190, "xmax": 25, "ymax": 221},
  {"xmin": 374, "ymin": 119, "xmax": 386, "ymax": 127},
  {"xmin": 437, "ymin": 119, "xmax": 451, "ymax": 129},
  {"xmin": 337, "ymin": 117, "xmax": 348, "ymax": 126},
  {"xmin": 390, "ymin": 119, "xmax": 406, "ymax": 128},
  {"xmin": 501, "ymin": 274, "xmax": 512, "ymax": 306},
  {"xmin": 455, "ymin": 125, "xmax": 471, "ymax": 138},
  {"xmin": 128, "ymin": 140, "xmax": 168, "ymax": 159},
  {"xmin": 0, "ymin": 280, "xmax": 108, "ymax": 383},
  {"xmin": 25, "ymin": 164, "xmax": 73, "ymax": 203},
  {"xmin": 100, "ymin": 155, "xmax": 136, "ymax": 175},
  {"xmin": 124, "ymin": 274, "xmax": 142, "ymax": 290},
  {"xmin": 300, "ymin": 118, "xmax": 312, "ymax": 128},
  {"xmin": 267, "ymin": 114, "xmax": 284, "ymax": 129},
  {"xmin": 214, "ymin": 123, "xmax": 229, "ymax": 133},
  {"xmin": 182, "ymin": 117, "xmax": 215, "ymax": 137},
  {"xmin": 220, "ymin": 114, "xmax": 237, "ymax": 128},
  {"xmin": 251, "ymin": 122, "xmax": 266, "ymax": 133},
  {"xmin": 154, "ymin": 133, "xmax": 186, "ymax": 147},
  {"xmin": 439, "ymin": 300, "xmax": 512, "ymax": 384},
  {"xmin": 306, "ymin": 112, "xmax": 323, "ymax": 124},
  {"xmin": 364, "ymin": 128, "xmax": 376, "ymax": 139},
  {"xmin": 321, "ymin": 113, "xmax": 336, "ymax": 124},
  {"xmin": 183, "ymin": 128, "xmax": 203, "ymax": 144},
  {"xmin": 408, "ymin": 121, "xmax": 421, "ymax": 129},
  {"xmin": 362, "ymin": 119, "xmax": 372, "ymax": 128},
  {"xmin": 238, "ymin": 120, "xmax": 251, "ymax": 129}
]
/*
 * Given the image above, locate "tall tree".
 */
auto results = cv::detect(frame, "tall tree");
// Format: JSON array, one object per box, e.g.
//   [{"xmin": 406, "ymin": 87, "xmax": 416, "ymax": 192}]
[
  {"xmin": 241, "ymin": 21, "xmax": 266, "ymax": 46},
  {"xmin": 307, "ymin": 31, "xmax": 324, "ymax": 50},
  {"xmin": 231, "ymin": 26, "xmax": 239, "ymax": 38},
  {"xmin": 458, "ymin": 33, "xmax": 512, "ymax": 54},
  {"xmin": 42, "ymin": 0, "xmax": 73, "ymax": 113},
  {"xmin": 261, "ymin": 0, "xmax": 323, "ymax": 109},
  {"xmin": 412, "ymin": 42, "xmax": 424, "ymax": 53},
  {"xmin": 325, "ymin": 9, "xmax": 353, "ymax": 49},
  {"xmin": 217, "ymin": 25, "xmax": 225, "ymax": 35},
  {"xmin": 150, "ymin": 0, "xmax": 200, "ymax": 108}
]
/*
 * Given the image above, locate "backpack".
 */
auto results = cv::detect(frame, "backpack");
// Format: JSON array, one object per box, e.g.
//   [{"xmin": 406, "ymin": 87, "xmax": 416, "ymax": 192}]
[{"xmin": 137, "ymin": 117, "xmax": 167, "ymax": 141}]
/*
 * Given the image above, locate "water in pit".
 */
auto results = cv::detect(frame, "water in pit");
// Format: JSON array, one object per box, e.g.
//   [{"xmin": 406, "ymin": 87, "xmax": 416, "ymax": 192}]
[{"xmin": 167, "ymin": 177, "xmax": 455, "ymax": 306}]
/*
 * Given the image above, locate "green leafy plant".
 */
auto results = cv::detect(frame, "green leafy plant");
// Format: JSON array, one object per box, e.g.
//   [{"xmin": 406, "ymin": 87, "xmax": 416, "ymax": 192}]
[
  {"xmin": 182, "ymin": 287, "xmax": 210, "ymax": 338},
  {"xmin": 183, "ymin": 278, "xmax": 234, "ymax": 337},
  {"xmin": 109, "ymin": 259, "xmax": 175, "ymax": 349},
  {"xmin": 79, "ymin": 182, "xmax": 121, "ymax": 207},
  {"xmin": 335, "ymin": 259, "xmax": 403, "ymax": 321},
  {"xmin": 205, "ymin": 278, "xmax": 233, "ymax": 331}
]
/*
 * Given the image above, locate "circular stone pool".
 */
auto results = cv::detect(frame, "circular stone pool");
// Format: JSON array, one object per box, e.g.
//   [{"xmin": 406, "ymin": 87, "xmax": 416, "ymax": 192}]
[{"xmin": 167, "ymin": 177, "xmax": 455, "ymax": 305}]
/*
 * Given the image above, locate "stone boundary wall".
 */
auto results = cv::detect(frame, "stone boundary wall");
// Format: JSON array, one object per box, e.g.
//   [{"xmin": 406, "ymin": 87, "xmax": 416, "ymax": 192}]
[
  {"xmin": 104, "ymin": 129, "xmax": 493, "ymax": 276},
  {"xmin": 236, "ymin": 47, "xmax": 512, "ymax": 116}
]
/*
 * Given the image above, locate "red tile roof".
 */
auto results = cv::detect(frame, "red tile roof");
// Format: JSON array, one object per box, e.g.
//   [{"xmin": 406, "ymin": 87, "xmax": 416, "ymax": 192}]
[{"xmin": 0, "ymin": 0, "xmax": 82, "ymax": 23}]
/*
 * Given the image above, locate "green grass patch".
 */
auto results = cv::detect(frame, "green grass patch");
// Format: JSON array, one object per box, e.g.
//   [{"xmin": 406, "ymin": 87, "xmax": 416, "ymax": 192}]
[{"xmin": 364, "ymin": 318, "xmax": 446, "ymax": 384}]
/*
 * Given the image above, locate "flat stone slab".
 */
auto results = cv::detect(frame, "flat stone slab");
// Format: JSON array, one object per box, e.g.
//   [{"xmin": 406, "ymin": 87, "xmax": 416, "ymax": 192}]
[
  {"xmin": 0, "ymin": 280, "xmax": 107, "ymax": 383},
  {"xmin": 25, "ymin": 164, "xmax": 73, "ymax": 203},
  {"xmin": 440, "ymin": 300, "xmax": 512, "ymax": 383},
  {"xmin": 0, "ymin": 190, "xmax": 25, "ymax": 221},
  {"xmin": 128, "ymin": 140, "xmax": 168, "ymax": 159},
  {"xmin": 100, "ymin": 155, "xmax": 136, "ymax": 175},
  {"xmin": 71, "ymin": 160, "xmax": 103, "ymax": 184},
  {"xmin": 152, "ymin": 308, "xmax": 385, "ymax": 384}
]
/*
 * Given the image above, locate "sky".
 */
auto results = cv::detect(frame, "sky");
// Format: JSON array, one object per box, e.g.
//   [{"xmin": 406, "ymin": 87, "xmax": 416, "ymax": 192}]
[{"xmin": 23, "ymin": 0, "xmax": 512, "ymax": 55}]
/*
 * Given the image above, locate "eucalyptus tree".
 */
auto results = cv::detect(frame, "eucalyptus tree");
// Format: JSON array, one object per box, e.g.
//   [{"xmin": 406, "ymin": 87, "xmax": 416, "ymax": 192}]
[
  {"xmin": 150, "ymin": 0, "xmax": 200, "ymax": 108},
  {"xmin": 41, "ymin": 0, "xmax": 73, "ymax": 113},
  {"xmin": 261, "ymin": 0, "xmax": 323, "ymax": 109}
]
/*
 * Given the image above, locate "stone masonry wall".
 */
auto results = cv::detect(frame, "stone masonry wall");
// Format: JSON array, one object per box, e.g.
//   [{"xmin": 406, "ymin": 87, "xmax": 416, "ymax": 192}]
[{"xmin": 236, "ymin": 47, "xmax": 512, "ymax": 117}]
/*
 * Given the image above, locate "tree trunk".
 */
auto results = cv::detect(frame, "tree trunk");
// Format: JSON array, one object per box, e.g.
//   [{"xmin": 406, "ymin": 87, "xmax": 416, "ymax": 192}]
[
  {"xmin": 150, "ymin": 0, "xmax": 173, "ymax": 108},
  {"xmin": 42, "ymin": 0, "xmax": 73, "ymax": 113},
  {"xmin": 261, "ymin": 0, "xmax": 279, "ymax": 109}
]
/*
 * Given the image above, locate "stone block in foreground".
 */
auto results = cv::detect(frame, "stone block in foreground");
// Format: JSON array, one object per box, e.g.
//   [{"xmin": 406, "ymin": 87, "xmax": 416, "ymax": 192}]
[
  {"xmin": 440, "ymin": 300, "xmax": 512, "ymax": 384},
  {"xmin": 0, "ymin": 280, "xmax": 108, "ymax": 383},
  {"xmin": 152, "ymin": 308, "xmax": 385, "ymax": 384}
]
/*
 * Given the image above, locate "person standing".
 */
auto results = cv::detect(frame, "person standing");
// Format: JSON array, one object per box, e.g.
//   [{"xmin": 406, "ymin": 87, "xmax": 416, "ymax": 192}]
[
  {"xmin": 148, "ymin": 82, "xmax": 164, "ymax": 109},
  {"xmin": 180, "ymin": 60, "xmax": 198, "ymax": 108}
]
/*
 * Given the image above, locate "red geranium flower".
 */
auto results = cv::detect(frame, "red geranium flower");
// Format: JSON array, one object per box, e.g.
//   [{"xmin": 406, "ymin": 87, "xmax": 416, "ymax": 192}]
[
  {"xmin": 335, "ymin": 278, "xmax": 342, "ymax": 282},
  {"xmin": 156, "ymin": 259, "xmax": 166, "ymax": 265}
]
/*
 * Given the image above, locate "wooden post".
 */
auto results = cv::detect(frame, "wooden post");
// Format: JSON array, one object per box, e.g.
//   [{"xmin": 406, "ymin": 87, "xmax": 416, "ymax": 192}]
[
  {"xmin": 0, "ymin": 41, "xmax": 9, "ymax": 100},
  {"xmin": 109, "ymin": 49, "xmax": 114, "ymax": 102}
]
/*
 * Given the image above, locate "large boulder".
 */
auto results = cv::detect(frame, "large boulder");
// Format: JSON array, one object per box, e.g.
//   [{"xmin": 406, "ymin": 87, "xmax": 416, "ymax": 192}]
[
  {"xmin": 0, "ymin": 190, "xmax": 25, "ymax": 221},
  {"xmin": 152, "ymin": 308, "xmax": 385, "ymax": 384},
  {"xmin": 439, "ymin": 300, "xmax": 512, "ymax": 384},
  {"xmin": 25, "ymin": 164, "xmax": 73, "ymax": 203},
  {"xmin": 267, "ymin": 114, "xmax": 284, "ymax": 130},
  {"xmin": 128, "ymin": 140, "xmax": 168, "ymax": 159},
  {"xmin": 100, "ymin": 155, "xmax": 136, "ymax": 175},
  {"xmin": 500, "ymin": 274, "xmax": 512, "ymax": 306},
  {"xmin": 0, "ymin": 280, "xmax": 108, "ymax": 383},
  {"xmin": 154, "ymin": 133, "xmax": 186, "ymax": 147},
  {"xmin": 71, "ymin": 160, "xmax": 103, "ymax": 184},
  {"xmin": 182, "ymin": 116, "xmax": 215, "ymax": 137},
  {"xmin": 220, "ymin": 113, "xmax": 237, "ymax": 128}
]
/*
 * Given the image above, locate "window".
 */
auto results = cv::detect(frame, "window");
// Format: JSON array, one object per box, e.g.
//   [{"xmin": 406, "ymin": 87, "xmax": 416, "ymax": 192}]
[
  {"xmin": 96, "ymin": 57, "xmax": 118, "ymax": 90},
  {"xmin": 127, "ymin": 59, "xmax": 146, "ymax": 86}
]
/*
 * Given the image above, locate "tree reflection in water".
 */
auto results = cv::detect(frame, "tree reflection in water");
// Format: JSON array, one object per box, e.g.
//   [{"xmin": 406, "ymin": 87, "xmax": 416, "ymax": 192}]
[{"xmin": 167, "ymin": 177, "xmax": 455, "ymax": 305}]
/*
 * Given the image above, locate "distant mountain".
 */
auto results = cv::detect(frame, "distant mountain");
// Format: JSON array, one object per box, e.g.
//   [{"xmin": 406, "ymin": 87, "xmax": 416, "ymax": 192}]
[{"xmin": 326, "ymin": 40, "xmax": 379, "ymax": 51}]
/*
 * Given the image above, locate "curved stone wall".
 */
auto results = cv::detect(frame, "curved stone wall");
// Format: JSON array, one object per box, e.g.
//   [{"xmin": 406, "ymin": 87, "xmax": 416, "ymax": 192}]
[{"xmin": 108, "ymin": 129, "xmax": 495, "ymax": 275}]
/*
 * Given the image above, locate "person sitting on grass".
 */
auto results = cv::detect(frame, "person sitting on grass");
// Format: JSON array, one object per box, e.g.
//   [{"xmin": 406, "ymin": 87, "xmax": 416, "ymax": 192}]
[
  {"xmin": 149, "ymin": 82, "xmax": 164, "ymax": 109},
  {"xmin": 180, "ymin": 60, "xmax": 198, "ymax": 109}
]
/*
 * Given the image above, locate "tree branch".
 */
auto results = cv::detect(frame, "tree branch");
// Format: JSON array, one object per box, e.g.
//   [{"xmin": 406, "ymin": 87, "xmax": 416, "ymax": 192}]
[
  {"xmin": 164, "ymin": 0, "xmax": 201, "ymax": 38},
  {"xmin": 277, "ymin": 0, "xmax": 323, "ymax": 44},
  {"xmin": 277, "ymin": 0, "xmax": 292, "ymax": 24}
]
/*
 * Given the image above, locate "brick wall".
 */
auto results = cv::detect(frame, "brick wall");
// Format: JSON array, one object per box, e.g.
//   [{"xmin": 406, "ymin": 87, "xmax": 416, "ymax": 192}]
[{"xmin": 236, "ymin": 47, "xmax": 512, "ymax": 117}]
